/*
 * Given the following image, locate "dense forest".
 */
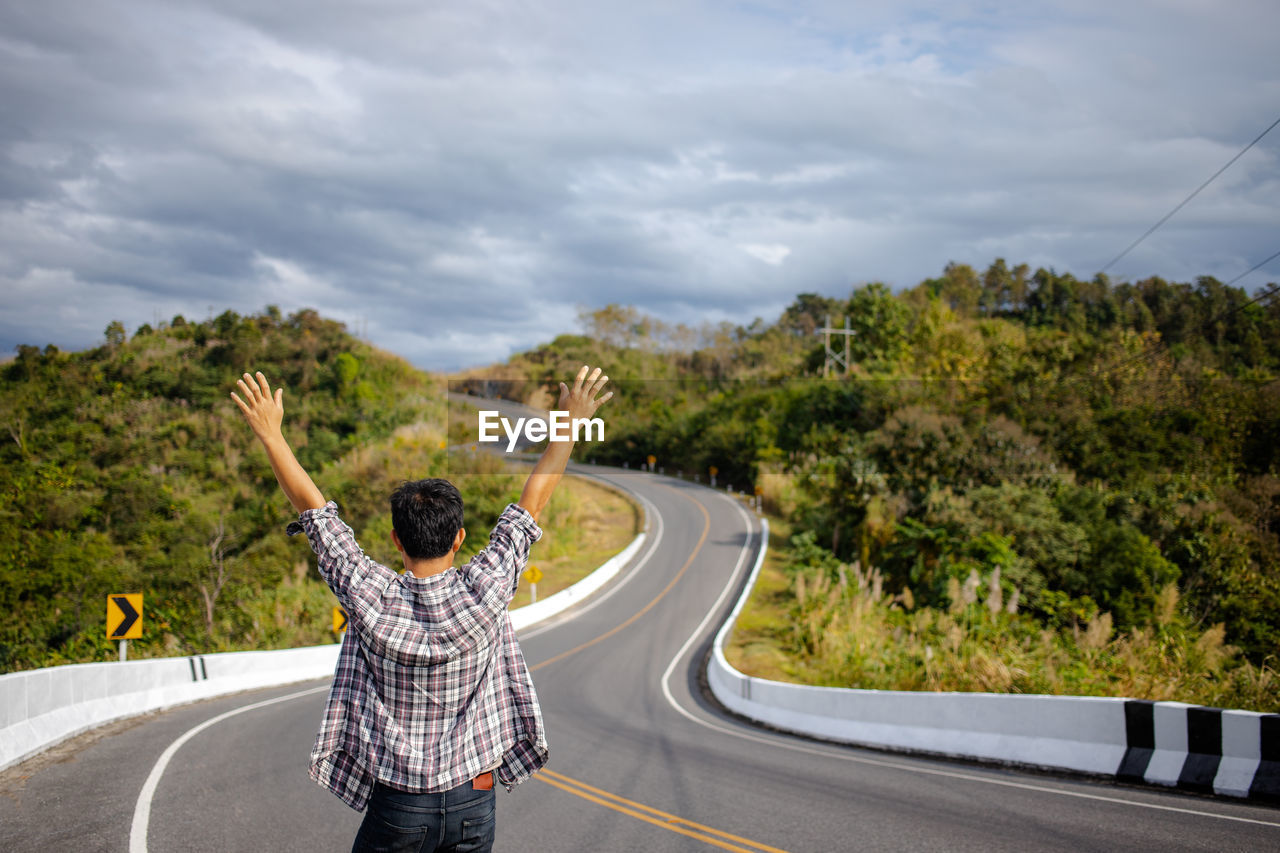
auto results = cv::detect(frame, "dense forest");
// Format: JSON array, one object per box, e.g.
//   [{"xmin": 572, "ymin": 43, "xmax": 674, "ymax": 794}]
[
  {"xmin": 470, "ymin": 260, "xmax": 1279, "ymax": 708},
  {"xmin": 4, "ymin": 261, "xmax": 1277, "ymax": 709},
  {"xmin": 0, "ymin": 308, "xmax": 441, "ymax": 669},
  {"xmin": 0, "ymin": 308, "xmax": 623, "ymax": 671}
]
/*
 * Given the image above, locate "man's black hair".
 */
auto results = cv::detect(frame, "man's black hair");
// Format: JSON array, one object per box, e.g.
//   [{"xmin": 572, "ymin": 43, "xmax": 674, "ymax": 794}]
[{"xmin": 389, "ymin": 478, "xmax": 464, "ymax": 560}]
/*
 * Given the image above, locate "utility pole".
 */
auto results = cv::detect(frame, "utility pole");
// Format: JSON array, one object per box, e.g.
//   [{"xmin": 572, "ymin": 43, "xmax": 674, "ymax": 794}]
[{"xmin": 818, "ymin": 315, "xmax": 855, "ymax": 378}]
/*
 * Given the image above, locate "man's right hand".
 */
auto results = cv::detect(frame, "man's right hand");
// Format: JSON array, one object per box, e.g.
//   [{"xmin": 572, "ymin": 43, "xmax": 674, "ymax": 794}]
[
  {"xmin": 519, "ymin": 365, "xmax": 612, "ymax": 522},
  {"xmin": 558, "ymin": 365, "xmax": 613, "ymax": 421}
]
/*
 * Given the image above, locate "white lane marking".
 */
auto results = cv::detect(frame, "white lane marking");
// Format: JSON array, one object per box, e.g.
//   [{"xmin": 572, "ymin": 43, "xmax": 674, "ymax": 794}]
[
  {"xmin": 658, "ymin": 494, "xmax": 755, "ymax": 717},
  {"xmin": 659, "ymin": 495, "xmax": 1280, "ymax": 831},
  {"xmin": 519, "ymin": 486, "xmax": 665, "ymax": 641},
  {"xmin": 129, "ymin": 684, "xmax": 330, "ymax": 853}
]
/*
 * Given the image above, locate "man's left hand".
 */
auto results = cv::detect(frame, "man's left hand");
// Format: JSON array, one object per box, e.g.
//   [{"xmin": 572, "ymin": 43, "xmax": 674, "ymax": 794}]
[{"xmin": 231, "ymin": 371, "xmax": 285, "ymax": 444}]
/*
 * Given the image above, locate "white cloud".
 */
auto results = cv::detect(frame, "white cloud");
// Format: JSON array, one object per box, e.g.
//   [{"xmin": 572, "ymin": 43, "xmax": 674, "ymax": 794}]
[
  {"xmin": 0, "ymin": 0, "xmax": 1277, "ymax": 370},
  {"xmin": 740, "ymin": 244, "xmax": 792, "ymax": 266}
]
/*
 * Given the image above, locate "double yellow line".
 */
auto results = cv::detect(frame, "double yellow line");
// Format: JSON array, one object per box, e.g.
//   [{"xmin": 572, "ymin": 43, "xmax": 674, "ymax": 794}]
[
  {"xmin": 530, "ymin": 485, "xmax": 710, "ymax": 673},
  {"xmin": 536, "ymin": 769, "xmax": 789, "ymax": 853},
  {"xmin": 529, "ymin": 485, "xmax": 787, "ymax": 852}
]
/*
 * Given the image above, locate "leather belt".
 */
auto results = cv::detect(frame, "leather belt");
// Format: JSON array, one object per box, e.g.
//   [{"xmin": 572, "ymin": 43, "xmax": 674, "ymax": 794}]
[{"xmin": 472, "ymin": 771, "xmax": 494, "ymax": 791}]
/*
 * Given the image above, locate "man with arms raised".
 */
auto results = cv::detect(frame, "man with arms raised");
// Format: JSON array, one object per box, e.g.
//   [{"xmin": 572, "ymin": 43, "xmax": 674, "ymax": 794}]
[{"xmin": 232, "ymin": 365, "xmax": 611, "ymax": 853}]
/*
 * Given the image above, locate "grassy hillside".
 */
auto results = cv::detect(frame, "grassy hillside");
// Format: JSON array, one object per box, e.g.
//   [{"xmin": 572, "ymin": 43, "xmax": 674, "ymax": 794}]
[
  {"xmin": 727, "ymin": 518, "xmax": 1276, "ymax": 712},
  {"xmin": 0, "ymin": 308, "xmax": 638, "ymax": 671},
  {"xmin": 478, "ymin": 261, "xmax": 1280, "ymax": 709}
]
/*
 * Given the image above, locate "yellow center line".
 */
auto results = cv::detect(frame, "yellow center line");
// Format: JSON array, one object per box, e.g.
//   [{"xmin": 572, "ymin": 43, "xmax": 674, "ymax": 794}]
[
  {"xmin": 531, "ymin": 484, "xmax": 710, "ymax": 672},
  {"xmin": 536, "ymin": 769, "xmax": 791, "ymax": 853},
  {"xmin": 528, "ymin": 487, "xmax": 780, "ymax": 850}
]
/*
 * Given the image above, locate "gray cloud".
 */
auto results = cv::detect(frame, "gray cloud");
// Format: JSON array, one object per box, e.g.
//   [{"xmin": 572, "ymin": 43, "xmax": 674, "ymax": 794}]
[{"xmin": 1, "ymin": 0, "xmax": 1278, "ymax": 370}]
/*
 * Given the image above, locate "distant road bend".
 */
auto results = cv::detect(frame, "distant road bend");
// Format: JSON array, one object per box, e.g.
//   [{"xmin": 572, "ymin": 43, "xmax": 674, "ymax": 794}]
[{"xmin": 2, "ymin": 466, "xmax": 1278, "ymax": 852}]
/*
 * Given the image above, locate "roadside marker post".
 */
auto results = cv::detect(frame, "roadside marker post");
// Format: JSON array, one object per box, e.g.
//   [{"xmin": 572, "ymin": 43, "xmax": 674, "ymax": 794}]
[{"xmin": 524, "ymin": 565, "xmax": 543, "ymax": 604}]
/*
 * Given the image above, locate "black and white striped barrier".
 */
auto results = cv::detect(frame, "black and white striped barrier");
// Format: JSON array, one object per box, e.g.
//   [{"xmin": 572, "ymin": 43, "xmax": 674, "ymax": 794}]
[
  {"xmin": 1118, "ymin": 700, "xmax": 1279, "ymax": 800},
  {"xmin": 707, "ymin": 518, "xmax": 1280, "ymax": 802}
]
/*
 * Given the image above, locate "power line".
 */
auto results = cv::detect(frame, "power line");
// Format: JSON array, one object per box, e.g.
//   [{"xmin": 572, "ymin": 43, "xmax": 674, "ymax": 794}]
[
  {"xmin": 1100, "ymin": 113, "xmax": 1280, "ymax": 273},
  {"xmin": 1224, "ymin": 247, "xmax": 1280, "ymax": 287},
  {"xmin": 1095, "ymin": 266, "xmax": 1280, "ymax": 380}
]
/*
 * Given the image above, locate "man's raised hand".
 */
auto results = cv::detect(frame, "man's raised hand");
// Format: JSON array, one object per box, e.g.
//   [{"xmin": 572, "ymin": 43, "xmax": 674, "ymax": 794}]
[
  {"xmin": 558, "ymin": 365, "xmax": 613, "ymax": 421},
  {"xmin": 230, "ymin": 371, "xmax": 326, "ymax": 512},
  {"xmin": 231, "ymin": 371, "xmax": 285, "ymax": 443},
  {"xmin": 518, "ymin": 365, "xmax": 612, "ymax": 522}
]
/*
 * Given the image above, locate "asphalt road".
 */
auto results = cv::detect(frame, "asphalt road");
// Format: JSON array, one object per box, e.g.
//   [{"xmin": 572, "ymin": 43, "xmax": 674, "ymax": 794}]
[{"xmin": 3, "ymin": 467, "xmax": 1279, "ymax": 852}]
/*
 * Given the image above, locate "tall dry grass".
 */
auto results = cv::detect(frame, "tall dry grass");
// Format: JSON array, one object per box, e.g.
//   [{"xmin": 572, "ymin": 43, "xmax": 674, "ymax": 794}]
[{"xmin": 728, "ymin": 532, "xmax": 1278, "ymax": 712}]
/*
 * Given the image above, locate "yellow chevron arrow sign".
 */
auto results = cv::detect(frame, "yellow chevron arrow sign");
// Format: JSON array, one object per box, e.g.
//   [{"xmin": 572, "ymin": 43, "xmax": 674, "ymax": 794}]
[{"xmin": 106, "ymin": 594, "xmax": 143, "ymax": 640}]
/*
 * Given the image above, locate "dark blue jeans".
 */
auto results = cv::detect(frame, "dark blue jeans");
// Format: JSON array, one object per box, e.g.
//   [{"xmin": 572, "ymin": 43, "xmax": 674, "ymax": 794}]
[{"xmin": 351, "ymin": 779, "xmax": 496, "ymax": 853}]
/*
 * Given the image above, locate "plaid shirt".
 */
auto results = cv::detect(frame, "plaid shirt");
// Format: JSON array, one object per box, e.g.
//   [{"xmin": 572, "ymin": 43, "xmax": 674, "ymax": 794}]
[{"xmin": 288, "ymin": 501, "xmax": 549, "ymax": 810}]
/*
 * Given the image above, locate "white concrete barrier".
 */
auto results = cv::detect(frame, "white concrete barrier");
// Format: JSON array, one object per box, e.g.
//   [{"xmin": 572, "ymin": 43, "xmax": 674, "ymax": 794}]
[
  {"xmin": 510, "ymin": 532, "xmax": 645, "ymax": 631},
  {"xmin": 0, "ymin": 645, "xmax": 341, "ymax": 773},
  {"xmin": 706, "ymin": 518, "xmax": 1280, "ymax": 802}
]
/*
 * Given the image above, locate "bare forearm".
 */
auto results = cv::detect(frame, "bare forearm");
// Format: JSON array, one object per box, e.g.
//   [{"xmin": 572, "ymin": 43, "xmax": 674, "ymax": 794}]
[
  {"xmin": 518, "ymin": 438, "xmax": 574, "ymax": 522},
  {"xmin": 231, "ymin": 372, "xmax": 326, "ymax": 515},
  {"xmin": 260, "ymin": 432, "xmax": 327, "ymax": 514},
  {"xmin": 517, "ymin": 365, "xmax": 611, "ymax": 523}
]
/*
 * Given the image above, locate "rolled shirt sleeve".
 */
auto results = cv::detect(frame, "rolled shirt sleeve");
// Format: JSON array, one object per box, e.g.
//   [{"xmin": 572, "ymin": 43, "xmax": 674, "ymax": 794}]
[
  {"xmin": 457, "ymin": 503, "xmax": 543, "ymax": 611},
  {"xmin": 287, "ymin": 501, "xmax": 398, "ymax": 627}
]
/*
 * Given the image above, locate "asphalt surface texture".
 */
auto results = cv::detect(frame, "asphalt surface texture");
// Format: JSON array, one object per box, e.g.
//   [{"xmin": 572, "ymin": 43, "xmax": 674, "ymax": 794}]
[{"xmin": 3, "ymin": 466, "xmax": 1279, "ymax": 852}]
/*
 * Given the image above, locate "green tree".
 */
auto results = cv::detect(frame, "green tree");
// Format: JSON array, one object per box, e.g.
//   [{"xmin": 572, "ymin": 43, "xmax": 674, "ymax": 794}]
[
  {"xmin": 104, "ymin": 321, "xmax": 126, "ymax": 348},
  {"xmin": 847, "ymin": 283, "xmax": 912, "ymax": 366}
]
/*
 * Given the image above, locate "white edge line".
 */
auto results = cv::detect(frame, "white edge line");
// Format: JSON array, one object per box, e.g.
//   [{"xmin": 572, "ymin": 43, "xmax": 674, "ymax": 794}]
[
  {"xmin": 658, "ymin": 490, "xmax": 1280, "ymax": 831},
  {"xmin": 659, "ymin": 493, "xmax": 756, "ymax": 718},
  {"xmin": 129, "ymin": 684, "xmax": 330, "ymax": 853},
  {"xmin": 509, "ymin": 529, "xmax": 646, "ymax": 631},
  {"xmin": 518, "ymin": 487, "xmax": 665, "ymax": 641}
]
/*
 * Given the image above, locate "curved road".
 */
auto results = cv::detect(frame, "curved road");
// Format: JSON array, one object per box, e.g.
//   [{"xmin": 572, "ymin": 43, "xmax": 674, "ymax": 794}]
[{"xmin": 3, "ymin": 467, "xmax": 1278, "ymax": 852}]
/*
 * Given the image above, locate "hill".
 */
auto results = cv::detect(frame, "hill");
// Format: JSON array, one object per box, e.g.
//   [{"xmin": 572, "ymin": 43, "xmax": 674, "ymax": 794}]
[
  {"xmin": 478, "ymin": 261, "xmax": 1280, "ymax": 709},
  {"xmin": 0, "ymin": 308, "xmax": 638, "ymax": 671},
  {"xmin": 0, "ymin": 308, "xmax": 440, "ymax": 669}
]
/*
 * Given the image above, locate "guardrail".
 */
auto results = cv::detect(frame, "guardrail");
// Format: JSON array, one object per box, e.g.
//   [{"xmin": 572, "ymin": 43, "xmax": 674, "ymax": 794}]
[
  {"xmin": 0, "ymin": 530, "xmax": 646, "ymax": 774},
  {"xmin": 0, "ymin": 644, "xmax": 342, "ymax": 773},
  {"xmin": 706, "ymin": 517, "xmax": 1280, "ymax": 802},
  {"xmin": 510, "ymin": 532, "xmax": 646, "ymax": 631}
]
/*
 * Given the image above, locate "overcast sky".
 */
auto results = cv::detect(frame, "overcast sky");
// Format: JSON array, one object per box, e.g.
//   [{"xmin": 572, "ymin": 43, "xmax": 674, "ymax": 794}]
[{"xmin": 2, "ymin": 1, "xmax": 1277, "ymax": 370}]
